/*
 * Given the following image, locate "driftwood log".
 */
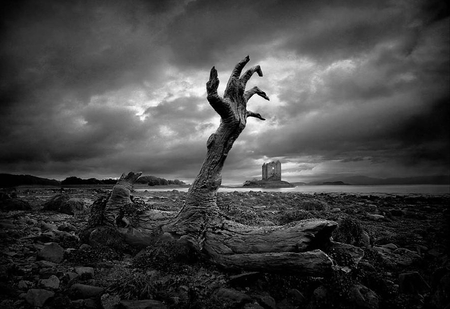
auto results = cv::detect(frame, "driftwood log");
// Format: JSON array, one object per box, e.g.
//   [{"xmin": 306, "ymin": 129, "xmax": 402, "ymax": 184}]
[{"xmin": 84, "ymin": 56, "xmax": 362, "ymax": 276}]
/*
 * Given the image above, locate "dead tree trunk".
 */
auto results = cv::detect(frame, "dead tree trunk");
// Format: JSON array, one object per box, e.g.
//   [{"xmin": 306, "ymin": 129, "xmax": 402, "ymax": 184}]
[{"xmin": 87, "ymin": 57, "xmax": 361, "ymax": 276}]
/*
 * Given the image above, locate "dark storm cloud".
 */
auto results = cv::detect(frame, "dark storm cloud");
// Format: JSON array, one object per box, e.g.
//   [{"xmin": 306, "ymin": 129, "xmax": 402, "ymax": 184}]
[{"xmin": 0, "ymin": 0, "xmax": 448, "ymax": 182}]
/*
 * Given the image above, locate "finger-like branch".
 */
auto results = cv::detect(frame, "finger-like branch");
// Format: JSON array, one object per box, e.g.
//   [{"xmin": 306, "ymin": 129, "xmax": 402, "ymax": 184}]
[
  {"xmin": 206, "ymin": 66, "xmax": 231, "ymax": 119},
  {"xmin": 246, "ymin": 111, "xmax": 266, "ymax": 121},
  {"xmin": 231, "ymin": 55, "xmax": 250, "ymax": 79},
  {"xmin": 240, "ymin": 65, "xmax": 263, "ymax": 88},
  {"xmin": 244, "ymin": 86, "xmax": 270, "ymax": 102}
]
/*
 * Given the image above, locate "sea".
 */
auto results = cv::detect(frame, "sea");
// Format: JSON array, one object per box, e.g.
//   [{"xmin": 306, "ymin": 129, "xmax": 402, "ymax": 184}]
[{"xmin": 135, "ymin": 184, "xmax": 450, "ymax": 195}]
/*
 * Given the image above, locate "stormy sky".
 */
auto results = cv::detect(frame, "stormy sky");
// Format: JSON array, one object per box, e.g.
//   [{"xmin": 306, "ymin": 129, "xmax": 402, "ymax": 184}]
[{"xmin": 1, "ymin": 0, "xmax": 449, "ymax": 184}]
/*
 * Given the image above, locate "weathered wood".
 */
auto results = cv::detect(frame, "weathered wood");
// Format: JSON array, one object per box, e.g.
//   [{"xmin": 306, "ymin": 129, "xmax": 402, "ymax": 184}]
[{"xmin": 209, "ymin": 250, "xmax": 333, "ymax": 276}]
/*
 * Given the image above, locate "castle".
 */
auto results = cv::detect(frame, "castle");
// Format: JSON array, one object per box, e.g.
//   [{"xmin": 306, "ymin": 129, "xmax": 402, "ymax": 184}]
[{"xmin": 262, "ymin": 161, "xmax": 281, "ymax": 181}]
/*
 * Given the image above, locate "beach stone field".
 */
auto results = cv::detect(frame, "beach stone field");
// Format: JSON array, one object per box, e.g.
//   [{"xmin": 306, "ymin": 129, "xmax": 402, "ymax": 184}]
[{"xmin": 1, "ymin": 187, "xmax": 449, "ymax": 309}]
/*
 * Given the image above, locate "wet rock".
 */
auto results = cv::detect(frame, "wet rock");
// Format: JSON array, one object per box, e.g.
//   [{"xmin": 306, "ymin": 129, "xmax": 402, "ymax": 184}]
[
  {"xmin": 75, "ymin": 266, "xmax": 95, "ymax": 279},
  {"xmin": 373, "ymin": 246, "xmax": 421, "ymax": 268},
  {"xmin": 253, "ymin": 294, "xmax": 276, "ymax": 309},
  {"xmin": 58, "ymin": 222, "xmax": 77, "ymax": 232},
  {"xmin": 349, "ymin": 284, "xmax": 379, "ymax": 309},
  {"xmin": 0, "ymin": 193, "xmax": 32, "ymax": 211},
  {"xmin": 36, "ymin": 260, "xmax": 57, "ymax": 268},
  {"xmin": 286, "ymin": 288, "xmax": 307, "ymax": 306},
  {"xmin": 69, "ymin": 283, "xmax": 104, "ymax": 299},
  {"xmin": 398, "ymin": 271, "xmax": 430, "ymax": 294},
  {"xmin": 101, "ymin": 293, "xmax": 121, "ymax": 309},
  {"xmin": 43, "ymin": 193, "xmax": 70, "ymax": 211},
  {"xmin": 213, "ymin": 288, "xmax": 253, "ymax": 308},
  {"xmin": 60, "ymin": 198, "xmax": 87, "ymax": 215},
  {"xmin": 366, "ymin": 213, "xmax": 386, "ymax": 221},
  {"xmin": 389, "ymin": 209, "xmax": 405, "ymax": 216},
  {"xmin": 37, "ymin": 242, "xmax": 65, "ymax": 263},
  {"xmin": 118, "ymin": 299, "xmax": 167, "ymax": 309},
  {"xmin": 39, "ymin": 275, "xmax": 60, "ymax": 289},
  {"xmin": 308, "ymin": 285, "xmax": 328, "ymax": 309},
  {"xmin": 25, "ymin": 289, "xmax": 55, "ymax": 307}
]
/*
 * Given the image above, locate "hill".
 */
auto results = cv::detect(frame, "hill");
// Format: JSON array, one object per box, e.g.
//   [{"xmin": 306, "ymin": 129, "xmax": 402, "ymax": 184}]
[
  {"xmin": 0, "ymin": 173, "xmax": 60, "ymax": 187},
  {"xmin": 135, "ymin": 175, "xmax": 186, "ymax": 186},
  {"xmin": 306, "ymin": 174, "xmax": 450, "ymax": 185}
]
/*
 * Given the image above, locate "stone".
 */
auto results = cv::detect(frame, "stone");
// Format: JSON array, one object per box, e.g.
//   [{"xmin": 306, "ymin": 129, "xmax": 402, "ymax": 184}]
[
  {"xmin": 101, "ymin": 293, "xmax": 121, "ymax": 309},
  {"xmin": 253, "ymin": 295, "xmax": 276, "ymax": 309},
  {"xmin": 37, "ymin": 242, "xmax": 65, "ymax": 263},
  {"xmin": 36, "ymin": 260, "xmax": 57, "ymax": 268},
  {"xmin": 58, "ymin": 222, "xmax": 77, "ymax": 232},
  {"xmin": 60, "ymin": 198, "xmax": 87, "ymax": 215},
  {"xmin": 366, "ymin": 213, "xmax": 386, "ymax": 221},
  {"xmin": 40, "ymin": 275, "xmax": 60, "ymax": 289},
  {"xmin": 398, "ymin": 271, "xmax": 430, "ymax": 294},
  {"xmin": 25, "ymin": 289, "xmax": 55, "ymax": 307},
  {"xmin": 118, "ymin": 299, "xmax": 167, "ymax": 309},
  {"xmin": 349, "ymin": 284, "xmax": 379, "ymax": 309},
  {"xmin": 69, "ymin": 283, "xmax": 104, "ymax": 299},
  {"xmin": 213, "ymin": 288, "xmax": 253, "ymax": 307},
  {"xmin": 75, "ymin": 266, "xmax": 95, "ymax": 279},
  {"xmin": 287, "ymin": 288, "xmax": 306, "ymax": 305},
  {"xmin": 17, "ymin": 280, "xmax": 32, "ymax": 290}
]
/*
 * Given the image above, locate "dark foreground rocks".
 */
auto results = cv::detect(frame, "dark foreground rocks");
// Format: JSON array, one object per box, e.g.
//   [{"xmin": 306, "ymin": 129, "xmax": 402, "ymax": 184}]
[{"xmin": 0, "ymin": 187, "xmax": 449, "ymax": 308}]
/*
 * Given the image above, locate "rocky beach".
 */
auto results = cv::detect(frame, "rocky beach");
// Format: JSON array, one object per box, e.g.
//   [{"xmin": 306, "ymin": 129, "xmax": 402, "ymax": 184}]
[{"xmin": 1, "ymin": 187, "xmax": 449, "ymax": 309}]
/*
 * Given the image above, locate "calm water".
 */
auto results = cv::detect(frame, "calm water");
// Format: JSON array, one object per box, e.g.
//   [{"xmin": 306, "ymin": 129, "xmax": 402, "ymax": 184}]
[{"xmin": 135, "ymin": 184, "xmax": 450, "ymax": 195}]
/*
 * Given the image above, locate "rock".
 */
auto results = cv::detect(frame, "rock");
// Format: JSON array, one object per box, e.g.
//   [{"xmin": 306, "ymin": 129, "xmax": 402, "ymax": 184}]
[
  {"xmin": 389, "ymin": 209, "xmax": 405, "ymax": 216},
  {"xmin": 58, "ymin": 222, "xmax": 77, "ymax": 232},
  {"xmin": 36, "ymin": 260, "xmax": 57, "ymax": 268},
  {"xmin": 101, "ymin": 293, "xmax": 121, "ymax": 309},
  {"xmin": 287, "ymin": 288, "xmax": 306, "ymax": 306},
  {"xmin": 118, "ymin": 299, "xmax": 167, "ymax": 309},
  {"xmin": 308, "ymin": 285, "xmax": 328, "ymax": 309},
  {"xmin": 253, "ymin": 294, "xmax": 276, "ymax": 309},
  {"xmin": 380, "ymin": 243, "xmax": 398, "ymax": 251},
  {"xmin": 69, "ymin": 283, "xmax": 104, "ymax": 299},
  {"xmin": 398, "ymin": 271, "xmax": 430, "ymax": 294},
  {"xmin": 373, "ymin": 246, "xmax": 421, "ymax": 269},
  {"xmin": 0, "ymin": 195, "xmax": 32, "ymax": 211},
  {"xmin": 25, "ymin": 289, "xmax": 55, "ymax": 307},
  {"xmin": 60, "ymin": 198, "xmax": 87, "ymax": 215},
  {"xmin": 349, "ymin": 284, "xmax": 379, "ymax": 309},
  {"xmin": 39, "ymin": 275, "xmax": 60, "ymax": 289},
  {"xmin": 75, "ymin": 266, "xmax": 95, "ymax": 279},
  {"xmin": 37, "ymin": 242, "xmax": 65, "ymax": 263},
  {"xmin": 366, "ymin": 213, "xmax": 386, "ymax": 221},
  {"xmin": 43, "ymin": 194, "xmax": 70, "ymax": 211},
  {"xmin": 18, "ymin": 280, "xmax": 32, "ymax": 290},
  {"xmin": 213, "ymin": 288, "xmax": 253, "ymax": 308}
]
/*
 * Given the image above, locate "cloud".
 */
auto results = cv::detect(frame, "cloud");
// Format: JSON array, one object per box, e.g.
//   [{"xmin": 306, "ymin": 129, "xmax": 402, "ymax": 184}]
[{"xmin": 0, "ymin": 0, "xmax": 448, "ymax": 183}]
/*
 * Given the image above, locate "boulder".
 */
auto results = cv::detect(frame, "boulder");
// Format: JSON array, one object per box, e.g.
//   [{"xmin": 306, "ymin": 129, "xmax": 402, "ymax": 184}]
[
  {"xmin": 25, "ymin": 289, "xmax": 55, "ymax": 307},
  {"xmin": 75, "ymin": 266, "xmax": 95, "ymax": 279},
  {"xmin": 69, "ymin": 283, "xmax": 104, "ymax": 299},
  {"xmin": 39, "ymin": 275, "xmax": 60, "ymax": 289},
  {"xmin": 213, "ymin": 288, "xmax": 253, "ymax": 308},
  {"xmin": 398, "ymin": 271, "xmax": 430, "ymax": 294},
  {"xmin": 37, "ymin": 242, "xmax": 65, "ymax": 263},
  {"xmin": 349, "ymin": 284, "xmax": 379, "ymax": 309}
]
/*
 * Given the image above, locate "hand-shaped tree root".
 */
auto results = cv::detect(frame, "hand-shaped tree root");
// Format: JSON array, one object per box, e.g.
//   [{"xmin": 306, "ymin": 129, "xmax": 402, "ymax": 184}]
[{"xmin": 84, "ymin": 56, "xmax": 363, "ymax": 276}]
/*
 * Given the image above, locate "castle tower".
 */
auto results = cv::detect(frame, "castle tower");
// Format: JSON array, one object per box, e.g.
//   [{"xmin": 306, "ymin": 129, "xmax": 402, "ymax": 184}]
[{"xmin": 262, "ymin": 160, "xmax": 281, "ymax": 181}]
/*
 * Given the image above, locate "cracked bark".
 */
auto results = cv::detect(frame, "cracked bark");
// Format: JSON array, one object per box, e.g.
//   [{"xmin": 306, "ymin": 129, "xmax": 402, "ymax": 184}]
[{"xmin": 89, "ymin": 56, "xmax": 357, "ymax": 276}]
